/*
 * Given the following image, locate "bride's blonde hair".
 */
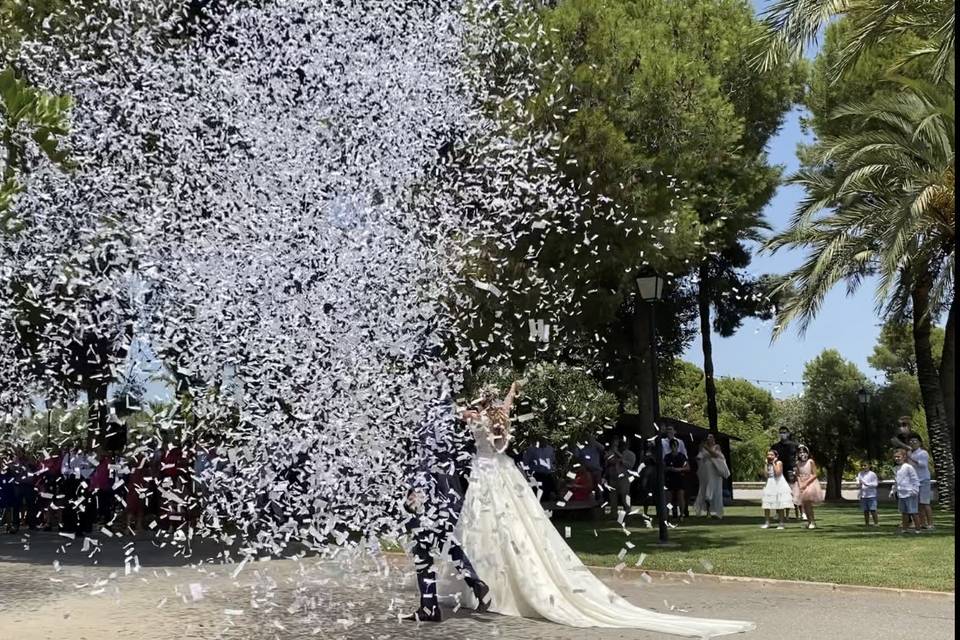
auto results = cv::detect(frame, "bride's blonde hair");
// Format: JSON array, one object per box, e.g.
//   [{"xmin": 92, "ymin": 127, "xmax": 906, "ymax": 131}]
[{"xmin": 473, "ymin": 384, "xmax": 508, "ymax": 429}]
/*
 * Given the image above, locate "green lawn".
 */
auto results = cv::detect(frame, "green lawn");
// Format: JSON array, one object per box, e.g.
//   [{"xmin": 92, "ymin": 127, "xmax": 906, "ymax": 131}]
[{"xmin": 557, "ymin": 503, "xmax": 955, "ymax": 592}]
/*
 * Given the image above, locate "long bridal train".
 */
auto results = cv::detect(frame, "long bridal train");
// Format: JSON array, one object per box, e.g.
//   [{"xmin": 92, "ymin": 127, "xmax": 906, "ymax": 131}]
[{"xmin": 436, "ymin": 415, "xmax": 755, "ymax": 638}]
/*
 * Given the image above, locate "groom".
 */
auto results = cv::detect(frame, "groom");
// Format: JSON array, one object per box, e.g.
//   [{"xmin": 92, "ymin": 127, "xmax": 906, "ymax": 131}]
[{"xmin": 402, "ymin": 390, "xmax": 490, "ymax": 622}]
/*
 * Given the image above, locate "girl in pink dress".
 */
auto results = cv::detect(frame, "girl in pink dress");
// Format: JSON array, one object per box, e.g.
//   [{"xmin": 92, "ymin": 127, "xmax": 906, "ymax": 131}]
[
  {"xmin": 794, "ymin": 445, "xmax": 825, "ymax": 529},
  {"xmin": 89, "ymin": 453, "xmax": 113, "ymax": 527},
  {"xmin": 125, "ymin": 455, "xmax": 148, "ymax": 533}
]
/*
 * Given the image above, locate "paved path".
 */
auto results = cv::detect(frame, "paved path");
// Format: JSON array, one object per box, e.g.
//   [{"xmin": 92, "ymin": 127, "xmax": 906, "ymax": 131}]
[{"xmin": 0, "ymin": 533, "xmax": 953, "ymax": 640}]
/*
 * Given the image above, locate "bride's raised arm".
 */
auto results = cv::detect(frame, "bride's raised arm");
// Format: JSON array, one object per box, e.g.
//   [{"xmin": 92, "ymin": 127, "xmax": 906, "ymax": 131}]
[{"xmin": 501, "ymin": 380, "xmax": 521, "ymax": 417}]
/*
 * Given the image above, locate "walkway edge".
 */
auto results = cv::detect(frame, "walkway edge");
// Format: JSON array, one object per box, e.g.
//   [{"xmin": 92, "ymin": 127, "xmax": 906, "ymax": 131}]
[
  {"xmin": 584, "ymin": 565, "xmax": 955, "ymax": 600},
  {"xmin": 380, "ymin": 551, "xmax": 955, "ymax": 600}
]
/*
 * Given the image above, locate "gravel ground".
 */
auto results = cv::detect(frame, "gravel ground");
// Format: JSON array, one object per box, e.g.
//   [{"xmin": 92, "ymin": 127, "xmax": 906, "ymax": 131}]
[{"xmin": 0, "ymin": 532, "xmax": 953, "ymax": 640}]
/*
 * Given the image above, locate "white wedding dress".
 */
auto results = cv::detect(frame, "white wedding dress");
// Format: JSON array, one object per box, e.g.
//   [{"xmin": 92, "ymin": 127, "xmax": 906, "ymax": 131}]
[{"xmin": 437, "ymin": 415, "xmax": 755, "ymax": 638}]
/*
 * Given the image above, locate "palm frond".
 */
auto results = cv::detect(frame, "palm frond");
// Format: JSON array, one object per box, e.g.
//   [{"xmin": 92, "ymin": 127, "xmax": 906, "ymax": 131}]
[{"xmin": 770, "ymin": 76, "xmax": 954, "ymax": 338}]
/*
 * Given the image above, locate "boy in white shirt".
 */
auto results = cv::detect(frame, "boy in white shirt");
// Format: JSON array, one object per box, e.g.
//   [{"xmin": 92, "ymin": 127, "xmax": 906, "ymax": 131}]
[
  {"xmin": 856, "ymin": 461, "xmax": 879, "ymax": 527},
  {"xmin": 892, "ymin": 449, "xmax": 920, "ymax": 534},
  {"xmin": 908, "ymin": 436, "xmax": 934, "ymax": 530}
]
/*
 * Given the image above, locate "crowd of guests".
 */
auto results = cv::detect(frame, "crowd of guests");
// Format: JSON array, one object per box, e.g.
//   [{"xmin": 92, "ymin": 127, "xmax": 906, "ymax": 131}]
[
  {"xmin": 518, "ymin": 415, "xmax": 936, "ymax": 534},
  {"xmin": 518, "ymin": 424, "xmax": 731, "ymax": 523},
  {"xmin": 759, "ymin": 417, "xmax": 935, "ymax": 532},
  {"xmin": 0, "ymin": 436, "xmax": 220, "ymax": 536},
  {"xmin": 5, "ymin": 416, "xmax": 933, "ymax": 537}
]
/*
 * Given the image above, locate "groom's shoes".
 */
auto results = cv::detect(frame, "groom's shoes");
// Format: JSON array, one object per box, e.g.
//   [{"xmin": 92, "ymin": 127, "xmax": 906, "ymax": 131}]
[
  {"xmin": 401, "ymin": 607, "xmax": 442, "ymax": 623},
  {"xmin": 473, "ymin": 581, "xmax": 491, "ymax": 613}
]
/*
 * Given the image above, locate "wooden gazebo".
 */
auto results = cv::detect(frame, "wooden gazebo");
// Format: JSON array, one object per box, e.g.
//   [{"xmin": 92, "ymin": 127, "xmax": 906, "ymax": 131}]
[{"xmin": 611, "ymin": 414, "xmax": 741, "ymax": 503}]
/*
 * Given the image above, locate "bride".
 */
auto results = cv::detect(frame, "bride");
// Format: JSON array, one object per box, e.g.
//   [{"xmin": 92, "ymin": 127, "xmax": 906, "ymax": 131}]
[{"xmin": 437, "ymin": 380, "xmax": 755, "ymax": 638}]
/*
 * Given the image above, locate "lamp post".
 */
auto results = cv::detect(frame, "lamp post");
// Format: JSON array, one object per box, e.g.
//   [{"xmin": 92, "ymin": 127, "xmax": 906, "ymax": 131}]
[
  {"xmin": 637, "ymin": 273, "xmax": 671, "ymax": 545},
  {"xmin": 858, "ymin": 388, "xmax": 872, "ymax": 460},
  {"xmin": 528, "ymin": 318, "xmax": 551, "ymax": 367}
]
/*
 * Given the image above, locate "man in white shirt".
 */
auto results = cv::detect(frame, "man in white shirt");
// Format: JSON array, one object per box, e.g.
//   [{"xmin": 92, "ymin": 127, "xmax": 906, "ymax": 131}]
[
  {"xmin": 658, "ymin": 425, "xmax": 688, "ymax": 459},
  {"xmin": 908, "ymin": 436, "xmax": 934, "ymax": 530}
]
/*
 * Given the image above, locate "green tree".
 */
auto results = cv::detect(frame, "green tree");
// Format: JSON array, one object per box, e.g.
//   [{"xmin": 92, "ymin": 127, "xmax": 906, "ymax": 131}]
[
  {"xmin": 795, "ymin": 349, "xmax": 870, "ymax": 499},
  {"xmin": 459, "ymin": 0, "xmax": 798, "ymax": 445},
  {"xmin": 869, "ymin": 320, "xmax": 944, "ymax": 378}
]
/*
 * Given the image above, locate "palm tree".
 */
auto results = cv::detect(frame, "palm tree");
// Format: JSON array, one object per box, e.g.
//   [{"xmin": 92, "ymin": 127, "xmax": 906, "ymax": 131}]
[
  {"xmin": 753, "ymin": 0, "xmax": 955, "ymax": 82},
  {"xmin": 765, "ymin": 77, "xmax": 955, "ymax": 509}
]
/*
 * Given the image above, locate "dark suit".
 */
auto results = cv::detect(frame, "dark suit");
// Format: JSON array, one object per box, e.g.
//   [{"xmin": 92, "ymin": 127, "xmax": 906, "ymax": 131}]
[
  {"xmin": 405, "ymin": 468, "xmax": 481, "ymax": 612},
  {"xmin": 405, "ymin": 410, "xmax": 481, "ymax": 613}
]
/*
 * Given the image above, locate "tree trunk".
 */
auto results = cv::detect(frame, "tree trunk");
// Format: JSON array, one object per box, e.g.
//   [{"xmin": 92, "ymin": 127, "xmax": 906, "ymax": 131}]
[
  {"xmin": 632, "ymin": 301, "xmax": 655, "ymax": 441},
  {"xmin": 698, "ymin": 263, "xmax": 719, "ymax": 433},
  {"xmin": 85, "ymin": 382, "xmax": 109, "ymax": 450},
  {"xmin": 912, "ymin": 279, "xmax": 955, "ymax": 511},
  {"xmin": 825, "ymin": 461, "xmax": 844, "ymax": 501},
  {"xmin": 940, "ymin": 293, "xmax": 955, "ymax": 452}
]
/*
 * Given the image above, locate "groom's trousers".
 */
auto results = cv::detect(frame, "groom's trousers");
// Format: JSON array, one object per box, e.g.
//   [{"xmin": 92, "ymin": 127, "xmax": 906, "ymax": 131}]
[{"xmin": 412, "ymin": 527, "xmax": 481, "ymax": 611}]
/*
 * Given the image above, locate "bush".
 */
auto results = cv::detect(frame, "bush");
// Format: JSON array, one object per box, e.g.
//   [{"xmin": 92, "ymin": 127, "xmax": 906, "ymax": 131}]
[{"xmin": 467, "ymin": 362, "xmax": 619, "ymax": 447}]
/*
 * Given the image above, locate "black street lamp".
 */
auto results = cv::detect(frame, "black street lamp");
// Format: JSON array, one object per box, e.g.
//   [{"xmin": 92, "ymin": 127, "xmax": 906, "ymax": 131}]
[
  {"xmin": 528, "ymin": 318, "xmax": 551, "ymax": 366},
  {"xmin": 637, "ymin": 273, "xmax": 671, "ymax": 545},
  {"xmin": 858, "ymin": 388, "xmax": 872, "ymax": 460}
]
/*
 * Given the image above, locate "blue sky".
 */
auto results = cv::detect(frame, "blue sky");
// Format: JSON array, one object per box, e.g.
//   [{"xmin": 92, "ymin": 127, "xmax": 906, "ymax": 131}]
[{"xmin": 678, "ymin": 1, "xmax": 885, "ymax": 397}]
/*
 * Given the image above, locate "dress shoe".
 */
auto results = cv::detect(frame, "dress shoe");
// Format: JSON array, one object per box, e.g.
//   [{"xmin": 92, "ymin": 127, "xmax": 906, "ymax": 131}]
[
  {"xmin": 473, "ymin": 581, "xmax": 491, "ymax": 613},
  {"xmin": 401, "ymin": 607, "xmax": 442, "ymax": 623}
]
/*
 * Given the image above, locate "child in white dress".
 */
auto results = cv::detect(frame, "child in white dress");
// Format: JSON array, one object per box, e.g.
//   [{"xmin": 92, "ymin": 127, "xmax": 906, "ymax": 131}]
[{"xmin": 761, "ymin": 450, "xmax": 793, "ymax": 529}]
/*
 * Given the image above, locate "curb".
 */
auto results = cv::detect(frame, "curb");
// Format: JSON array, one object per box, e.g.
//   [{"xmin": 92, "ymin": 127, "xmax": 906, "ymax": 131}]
[
  {"xmin": 381, "ymin": 551, "xmax": 954, "ymax": 600},
  {"xmin": 584, "ymin": 565, "xmax": 955, "ymax": 600}
]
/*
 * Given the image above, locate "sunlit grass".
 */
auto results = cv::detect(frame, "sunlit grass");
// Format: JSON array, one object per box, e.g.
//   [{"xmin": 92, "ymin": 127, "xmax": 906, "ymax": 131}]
[{"xmin": 558, "ymin": 503, "xmax": 954, "ymax": 591}]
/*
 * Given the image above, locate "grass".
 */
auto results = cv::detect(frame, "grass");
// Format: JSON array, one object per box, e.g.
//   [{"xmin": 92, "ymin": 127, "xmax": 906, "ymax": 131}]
[{"xmin": 557, "ymin": 503, "xmax": 955, "ymax": 592}]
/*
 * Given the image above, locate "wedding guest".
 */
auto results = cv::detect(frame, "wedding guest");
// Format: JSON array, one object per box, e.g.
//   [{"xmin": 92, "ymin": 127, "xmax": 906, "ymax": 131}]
[
  {"xmin": 603, "ymin": 443, "xmax": 626, "ymax": 513},
  {"xmin": 890, "ymin": 416, "xmax": 921, "ymax": 450},
  {"xmin": 658, "ymin": 424, "xmax": 688, "ymax": 459},
  {"xmin": 575, "ymin": 436, "xmax": 604, "ymax": 501},
  {"xmin": 664, "ymin": 439, "xmax": 689, "ymax": 522},
  {"xmin": 569, "ymin": 466, "xmax": 595, "ymax": 502},
  {"xmin": 908, "ymin": 436, "xmax": 934, "ymax": 530},
  {"xmin": 610, "ymin": 440, "xmax": 636, "ymax": 514},
  {"xmin": 39, "ymin": 446, "xmax": 64, "ymax": 531},
  {"xmin": 771, "ymin": 427, "xmax": 801, "ymax": 521},
  {"xmin": 659, "ymin": 426, "xmax": 691, "ymax": 517},
  {"xmin": 13, "ymin": 448, "xmax": 39, "ymax": 531},
  {"xmin": 694, "ymin": 434, "xmax": 728, "ymax": 519},
  {"xmin": 761, "ymin": 449, "xmax": 793, "ymax": 530},
  {"xmin": 635, "ymin": 451, "xmax": 657, "ymax": 516},
  {"xmin": 793, "ymin": 445, "xmax": 825, "ymax": 529},
  {"xmin": 892, "ymin": 448, "xmax": 920, "ymax": 534},
  {"xmin": 89, "ymin": 450, "xmax": 114, "ymax": 528},
  {"xmin": 0, "ymin": 451, "xmax": 17, "ymax": 533},
  {"xmin": 856, "ymin": 461, "xmax": 879, "ymax": 527},
  {"xmin": 61, "ymin": 442, "xmax": 94, "ymax": 534},
  {"xmin": 124, "ymin": 454, "xmax": 149, "ymax": 533},
  {"xmin": 522, "ymin": 439, "xmax": 557, "ymax": 501}
]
